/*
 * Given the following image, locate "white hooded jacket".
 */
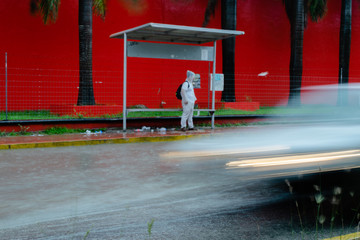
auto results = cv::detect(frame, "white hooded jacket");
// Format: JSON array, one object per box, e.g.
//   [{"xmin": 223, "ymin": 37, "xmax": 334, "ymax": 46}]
[{"xmin": 181, "ymin": 71, "xmax": 197, "ymax": 104}]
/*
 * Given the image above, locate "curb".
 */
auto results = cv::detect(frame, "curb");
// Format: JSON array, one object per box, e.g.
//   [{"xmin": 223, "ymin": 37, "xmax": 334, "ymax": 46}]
[
  {"xmin": 322, "ymin": 232, "xmax": 360, "ymax": 240},
  {"xmin": 0, "ymin": 134, "xmax": 198, "ymax": 150}
]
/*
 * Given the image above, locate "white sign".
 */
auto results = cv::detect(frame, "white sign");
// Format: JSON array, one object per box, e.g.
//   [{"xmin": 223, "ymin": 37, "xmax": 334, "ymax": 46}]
[
  {"xmin": 210, "ymin": 74, "xmax": 224, "ymax": 91},
  {"xmin": 127, "ymin": 41, "xmax": 214, "ymax": 61},
  {"xmin": 194, "ymin": 74, "xmax": 201, "ymax": 89}
]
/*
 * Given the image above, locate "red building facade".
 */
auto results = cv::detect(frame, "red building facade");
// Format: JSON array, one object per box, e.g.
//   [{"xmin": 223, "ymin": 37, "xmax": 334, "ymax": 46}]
[{"xmin": 0, "ymin": 0, "xmax": 359, "ymax": 111}]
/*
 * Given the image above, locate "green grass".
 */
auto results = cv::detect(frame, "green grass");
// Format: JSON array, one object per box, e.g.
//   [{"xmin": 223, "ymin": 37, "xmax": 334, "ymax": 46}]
[
  {"xmin": 42, "ymin": 127, "xmax": 86, "ymax": 135},
  {"xmin": 0, "ymin": 110, "xmax": 61, "ymax": 120},
  {"xmin": 0, "ymin": 124, "xmax": 33, "ymax": 136},
  {"xmin": 126, "ymin": 109, "xmax": 265, "ymax": 118},
  {"xmin": 197, "ymin": 121, "xmax": 270, "ymax": 128},
  {"xmin": 0, "ymin": 126, "xmax": 107, "ymax": 137},
  {"xmin": 0, "ymin": 110, "xmax": 122, "ymax": 121},
  {"xmin": 147, "ymin": 219, "xmax": 155, "ymax": 239},
  {"xmin": 0, "ymin": 105, "xmax": 348, "ymax": 121},
  {"xmin": 42, "ymin": 127, "xmax": 106, "ymax": 135},
  {"xmin": 127, "ymin": 105, "xmax": 344, "ymax": 118},
  {"xmin": 126, "ymin": 106, "xmax": 301, "ymax": 118},
  {"xmin": 127, "ymin": 111, "xmax": 183, "ymax": 118}
]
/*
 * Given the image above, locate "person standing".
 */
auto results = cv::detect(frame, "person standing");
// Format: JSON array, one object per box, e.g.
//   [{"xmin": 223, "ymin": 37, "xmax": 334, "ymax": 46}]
[{"xmin": 181, "ymin": 70, "xmax": 197, "ymax": 131}]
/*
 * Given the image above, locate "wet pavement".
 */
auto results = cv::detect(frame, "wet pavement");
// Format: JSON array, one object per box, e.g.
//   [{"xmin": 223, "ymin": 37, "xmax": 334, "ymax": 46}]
[
  {"xmin": 0, "ymin": 127, "xmax": 224, "ymax": 150},
  {"xmin": 1, "ymin": 125, "xmax": 360, "ymax": 239},
  {"xmin": 0, "ymin": 138, "xmax": 292, "ymax": 239}
]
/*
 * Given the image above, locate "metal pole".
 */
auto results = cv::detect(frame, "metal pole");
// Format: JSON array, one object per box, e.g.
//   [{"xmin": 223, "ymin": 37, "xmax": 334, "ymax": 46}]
[
  {"xmin": 211, "ymin": 41, "xmax": 216, "ymax": 129},
  {"xmin": 123, "ymin": 33, "xmax": 127, "ymax": 131},
  {"xmin": 208, "ymin": 61, "xmax": 210, "ymax": 109},
  {"xmin": 5, "ymin": 52, "xmax": 8, "ymax": 121}
]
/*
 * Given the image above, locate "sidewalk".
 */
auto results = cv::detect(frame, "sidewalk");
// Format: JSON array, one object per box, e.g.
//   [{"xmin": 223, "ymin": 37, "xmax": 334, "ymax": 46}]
[{"xmin": 0, "ymin": 128, "xmax": 220, "ymax": 150}]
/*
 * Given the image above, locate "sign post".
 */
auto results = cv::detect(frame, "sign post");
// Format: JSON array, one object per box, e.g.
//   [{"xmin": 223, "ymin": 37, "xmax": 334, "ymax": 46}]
[{"xmin": 123, "ymin": 34, "xmax": 127, "ymax": 131}]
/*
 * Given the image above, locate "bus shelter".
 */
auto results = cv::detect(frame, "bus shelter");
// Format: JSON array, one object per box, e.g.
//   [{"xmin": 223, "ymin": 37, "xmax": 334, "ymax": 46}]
[{"xmin": 110, "ymin": 23, "xmax": 244, "ymax": 131}]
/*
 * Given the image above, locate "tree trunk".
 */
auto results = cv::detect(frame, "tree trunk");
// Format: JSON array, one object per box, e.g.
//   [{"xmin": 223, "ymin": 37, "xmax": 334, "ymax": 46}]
[
  {"xmin": 338, "ymin": 0, "xmax": 352, "ymax": 106},
  {"xmin": 77, "ymin": 0, "xmax": 95, "ymax": 106},
  {"xmin": 221, "ymin": 0, "xmax": 237, "ymax": 102},
  {"xmin": 288, "ymin": 0, "xmax": 304, "ymax": 107}
]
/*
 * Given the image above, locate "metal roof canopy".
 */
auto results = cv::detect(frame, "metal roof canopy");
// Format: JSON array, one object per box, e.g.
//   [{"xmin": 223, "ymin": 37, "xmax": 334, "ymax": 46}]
[
  {"xmin": 110, "ymin": 23, "xmax": 244, "ymax": 131},
  {"xmin": 110, "ymin": 22, "xmax": 244, "ymax": 44}
]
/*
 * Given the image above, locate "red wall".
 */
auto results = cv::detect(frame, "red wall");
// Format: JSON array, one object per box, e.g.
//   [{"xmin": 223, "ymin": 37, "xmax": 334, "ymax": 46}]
[{"xmin": 0, "ymin": 0, "xmax": 359, "ymax": 111}]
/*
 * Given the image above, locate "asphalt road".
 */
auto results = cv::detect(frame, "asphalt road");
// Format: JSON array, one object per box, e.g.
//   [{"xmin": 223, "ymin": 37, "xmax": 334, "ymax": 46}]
[{"xmin": 1, "ymin": 140, "xmax": 360, "ymax": 239}]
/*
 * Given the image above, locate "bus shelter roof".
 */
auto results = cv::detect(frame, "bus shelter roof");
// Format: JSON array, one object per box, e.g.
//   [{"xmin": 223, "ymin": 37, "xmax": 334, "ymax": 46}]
[{"xmin": 110, "ymin": 22, "xmax": 244, "ymax": 44}]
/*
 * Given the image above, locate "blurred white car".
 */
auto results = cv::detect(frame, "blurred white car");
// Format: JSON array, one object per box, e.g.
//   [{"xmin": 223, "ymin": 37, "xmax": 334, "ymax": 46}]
[{"xmin": 163, "ymin": 84, "xmax": 360, "ymax": 179}]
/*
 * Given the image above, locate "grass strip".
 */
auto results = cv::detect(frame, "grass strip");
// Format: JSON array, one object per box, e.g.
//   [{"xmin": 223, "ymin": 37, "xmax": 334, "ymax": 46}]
[{"xmin": 0, "ymin": 105, "xmax": 342, "ymax": 121}]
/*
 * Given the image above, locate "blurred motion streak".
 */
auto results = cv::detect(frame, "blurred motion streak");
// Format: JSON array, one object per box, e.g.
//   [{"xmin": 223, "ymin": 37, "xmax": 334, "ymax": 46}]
[
  {"xmin": 161, "ymin": 145, "xmax": 289, "ymax": 159},
  {"xmin": 226, "ymin": 150, "xmax": 360, "ymax": 168}
]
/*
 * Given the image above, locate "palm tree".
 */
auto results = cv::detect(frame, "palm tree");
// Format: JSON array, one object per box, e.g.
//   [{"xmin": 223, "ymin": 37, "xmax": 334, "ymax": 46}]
[
  {"xmin": 203, "ymin": 0, "xmax": 327, "ymax": 105},
  {"xmin": 31, "ymin": 0, "xmax": 106, "ymax": 106},
  {"xmin": 338, "ymin": 0, "xmax": 352, "ymax": 106},
  {"xmin": 203, "ymin": 0, "xmax": 237, "ymax": 102},
  {"xmin": 220, "ymin": 0, "xmax": 237, "ymax": 102},
  {"xmin": 284, "ymin": 0, "xmax": 305, "ymax": 107},
  {"xmin": 284, "ymin": 0, "xmax": 327, "ymax": 106}
]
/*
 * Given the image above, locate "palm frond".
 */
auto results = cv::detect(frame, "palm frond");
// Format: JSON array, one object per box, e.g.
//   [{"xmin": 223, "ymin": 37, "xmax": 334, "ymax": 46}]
[
  {"xmin": 117, "ymin": 0, "xmax": 148, "ymax": 15},
  {"xmin": 202, "ymin": 0, "xmax": 218, "ymax": 27},
  {"xmin": 308, "ymin": 0, "xmax": 327, "ymax": 22},
  {"xmin": 93, "ymin": 0, "xmax": 107, "ymax": 20},
  {"xmin": 38, "ymin": 0, "xmax": 60, "ymax": 24},
  {"xmin": 283, "ymin": 0, "xmax": 308, "ymax": 28}
]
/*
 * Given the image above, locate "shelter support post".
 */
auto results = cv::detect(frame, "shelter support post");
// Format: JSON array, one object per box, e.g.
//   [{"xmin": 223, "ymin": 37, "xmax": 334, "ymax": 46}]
[
  {"xmin": 5, "ymin": 52, "xmax": 8, "ymax": 121},
  {"xmin": 123, "ymin": 33, "xmax": 127, "ymax": 131},
  {"xmin": 211, "ymin": 41, "xmax": 216, "ymax": 129}
]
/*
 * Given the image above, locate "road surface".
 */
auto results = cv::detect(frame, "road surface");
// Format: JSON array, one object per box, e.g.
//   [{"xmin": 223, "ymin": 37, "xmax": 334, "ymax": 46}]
[{"xmin": 0, "ymin": 134, "xmax": 359, "ymax": 239}]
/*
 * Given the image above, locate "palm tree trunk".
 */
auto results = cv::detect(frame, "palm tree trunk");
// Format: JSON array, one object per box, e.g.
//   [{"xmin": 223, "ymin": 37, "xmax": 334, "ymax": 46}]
[
  {"xmin": 288, "ymin": 0, "xmax": 304, "ymax": 107},
  {"xmin": 221, "ymin": 0, "xmax": 237, "ymax": 102},
  {"xmin": 77, "ymin": 0, "xmax": 95, "ymax": 106},
  {"xmin": 338, "ymin": 0, "xmax": 352, "ymax": 106}
]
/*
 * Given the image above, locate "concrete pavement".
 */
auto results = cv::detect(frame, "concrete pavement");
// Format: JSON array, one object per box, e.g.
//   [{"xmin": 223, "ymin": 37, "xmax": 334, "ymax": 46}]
[{"xmin": 0, "ymin": 127, "xmax": 220, "ymax": 150}]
